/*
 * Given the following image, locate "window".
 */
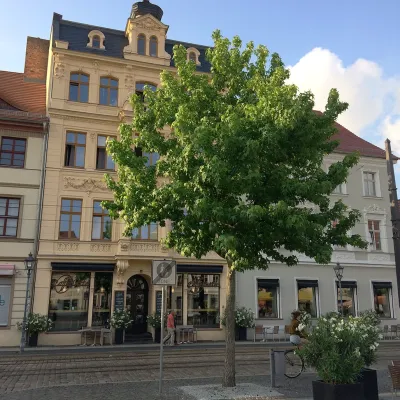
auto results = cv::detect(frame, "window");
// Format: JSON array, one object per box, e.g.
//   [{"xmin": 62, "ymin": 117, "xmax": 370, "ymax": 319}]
[
  {"xmin": 187, "ymin": 274, "xmax": 219, "ymax": 328},
  {"xmin": 69, "ymin": 73, "xmax": 89, "ymax": 103},
  {"xmin": 92, "ymin": 272, "xmax": 113, "ymax": 327},
  {"xmin": 135, "ymin": 82, "xmax": 157, "ymax": 103},
  {"xmin": 137, "ymin": 34, "xmax": 146, "ymax": 55},
  {"xmin": 96, "ymin": 136, "xmax": 115, "ymax": 170},
  {"xmin": 0, "ymin": 137, "xmax": 26, "ymax": 168},
  {"xmin": 64, "ymin": 132, "xmax": 86, "ymax": 168},
  {"xmin": 0, "ymin": 277, "xmax": 12, "ymax": 327},
  {"xmin": 92, "ymin": 35, "xmax": 101, "ymax": 48},
  {"xmin": 59, "ymin": 199, "xmax": 82, "ymax": 239},
  {"xmin": 48, "ymin": 272, "xmax": 90, "ymax": 331},
  {"xmin": 132, "ymin": 223, "xmax": 158, "ymax": 240},
  {"xmin": 372, "ymin": 282, "xmax": 392, "ymax": 318},
  {"xmin": 297, "ymin": 280, "xmax": 319, "ymax": 318},
  {"xmin": 337, "ymin": 281, "xmax": 357, "ymax": 317},
  {"xmin": 150, "ymin": 36, "xmax": 158, "ymax": 57},
  {"xmin": 368, "ymin": 220, "xmax": 381, "ymax": 251},
  {"xmin": 257, "ymin": 279, "xmax": 279, "ymax": 318},
  {"xmin": 364, "ymin": 172, "xmax": 377, "ymax": 197},
  {"xmin": 92, "ymin": 201, "xmax": 112, "ymax": 240},
  {"xmin": 135, "ymin": 147, "xmax": 159, "ymax": 166},
  {"xmin": 166, "ymin": 274, "xmax": 183, "ymax": 325},
  {"xmin": 99, "ymin": 77, "xmax": 118, "ymax": 106},
  {"xmin": 332, "ymin": 184, "xmax": 343, "ymax": 194},
  {"xmin": 189, "ymin": 52, "xmax": 196, "ymax": 63},
  {"xmin": 331, "ymin": 220, "xmax": 347, "ymax": 250},
  {"xmin": 0, "ymin": 197, "xmax": 20, "ymax": 237}
]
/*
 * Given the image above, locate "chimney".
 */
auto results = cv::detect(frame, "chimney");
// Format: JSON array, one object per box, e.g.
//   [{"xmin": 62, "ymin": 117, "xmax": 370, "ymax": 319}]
[{"xmin": 24, "ymin": 37, "xmax": 50, "ymax": 83}]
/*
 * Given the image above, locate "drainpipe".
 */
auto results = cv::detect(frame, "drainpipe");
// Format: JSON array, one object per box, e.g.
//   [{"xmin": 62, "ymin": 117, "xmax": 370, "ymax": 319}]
[{"xmin": 30, "ymin": 120, "xmax": 49, "ymax": 312}]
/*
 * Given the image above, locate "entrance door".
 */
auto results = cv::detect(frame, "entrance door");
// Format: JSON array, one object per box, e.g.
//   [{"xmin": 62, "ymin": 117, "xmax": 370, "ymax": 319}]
[{"xmin": 126, "ymin": 275, "xmax": 149, "ymax": 334}]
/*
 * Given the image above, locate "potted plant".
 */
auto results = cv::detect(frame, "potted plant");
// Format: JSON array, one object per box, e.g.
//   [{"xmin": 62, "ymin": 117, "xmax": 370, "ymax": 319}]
[
  {"xmin": 17, "ymin": 313, "xmax": 53, "ymax": 347},
  {"xmin": 110, "ymin": 309, "xmax": 132, "ymax": 344},
  {"xmin": 356, "ymin": 310, "xmax": 382, "ymax": 400},
  {"xmin": 222, "ymin": 306, "xmax": 255, "ymax": 341},
  {"xmin": 298, "ymin": 313, "xmax": 365, "ymax": 400},
  {"xmin": 147, "ymin": 313, "xmax": 167, "ymax": 343}
]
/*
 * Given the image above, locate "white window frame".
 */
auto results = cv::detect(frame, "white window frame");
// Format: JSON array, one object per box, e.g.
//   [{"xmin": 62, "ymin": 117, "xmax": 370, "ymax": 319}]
[
  {"xmin": 363, "ymin": 205, "xmax": 388, "ymax": 252},
  {"xmin": 362, "ymin": 168, "xmax": 381, "ymax": 198},
  {"xmin": 87, "ymin": 30, "xmax": 106, "ymax": 50},
  {"xmin": 186, "ymin": 47, "xmax": 201, "ymax": 66},
  {"xmin": 294, "ymin": 277, "xmax": 321, "ymax": 318},
  {"xmin": 370, "ymin": 280, "xmax": 395, "ymax": 319},
  {"xmin": 254, "ymin": 276, "xmax": 281, "ymax": 319},
  {"xmin": 333, "ymin": 279, "xmax": 358, "ymax": 317},
  {"xmin": 325, "ymin": 162, "xmax": 348, "ymax": 196}
]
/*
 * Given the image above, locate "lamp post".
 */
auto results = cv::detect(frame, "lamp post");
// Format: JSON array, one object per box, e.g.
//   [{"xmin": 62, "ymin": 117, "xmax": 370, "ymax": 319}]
[
  {"xmin": 20, "ymin": 252, "xmax": 37, "ymax": 353},
  {"xmin": 334, "ymin": 262, "xmax": 344, "ymax": 316}
]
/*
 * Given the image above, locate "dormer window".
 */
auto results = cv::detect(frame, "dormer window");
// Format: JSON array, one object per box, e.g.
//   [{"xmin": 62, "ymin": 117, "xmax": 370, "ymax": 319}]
[
  {"xmin": 186, "ymin": 47, "xmax": 201, "ymax": 66},
  {"xmin": 150, "ymin": 36, "xmax": 158, "ymax": 57},
  {"xmin": 87, "ymin": 30, "xmax": 105, "ymax": 50},
  {"xmin": 137, "ymin": 34, "xmax": 146, "ymax": 55}
]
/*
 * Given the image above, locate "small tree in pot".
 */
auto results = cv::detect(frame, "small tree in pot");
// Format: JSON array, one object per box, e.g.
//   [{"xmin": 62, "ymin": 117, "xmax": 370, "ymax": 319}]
[
  {"xmin": 17, "ymin": 313, "xmax": 53, "ymax": 347},
  {"xmin": 110, "ymin": 309, "xmax": 132, "ymax": 344},
  {"xmin": 147, "ymin": 313, "xmax": 168, "ymax": 343},
  {"xmin": 222, "ymin": 306, "xmax": 255, "ymax": 341}
]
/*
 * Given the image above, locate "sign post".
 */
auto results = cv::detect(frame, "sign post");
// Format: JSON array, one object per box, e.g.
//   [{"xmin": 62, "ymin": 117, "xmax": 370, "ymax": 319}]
[{"xmin": 151, "ymin": 259, "xmax": 177, "ymax": 395}]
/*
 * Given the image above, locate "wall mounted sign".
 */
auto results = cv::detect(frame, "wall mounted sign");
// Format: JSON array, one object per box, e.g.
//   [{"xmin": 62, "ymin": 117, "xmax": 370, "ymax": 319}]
[
  {"xmin": 155, "ymin": 290, "xmax": 162, "ymax": 315},
  {"xmin": 114, "ymin": 290, "xmax": 125, "ymax": 311},
  {"xmin": 0, "ymin": 284, "xmax": 11, "ymax": 326}
]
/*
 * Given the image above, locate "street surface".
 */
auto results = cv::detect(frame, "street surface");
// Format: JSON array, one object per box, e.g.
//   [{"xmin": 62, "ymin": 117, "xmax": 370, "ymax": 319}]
[{"xmin": 0, "ymin": 342, "xmax": 398, "ymax": 399}]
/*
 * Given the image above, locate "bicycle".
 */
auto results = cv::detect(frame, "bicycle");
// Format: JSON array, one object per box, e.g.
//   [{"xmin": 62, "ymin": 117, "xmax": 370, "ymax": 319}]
[{"xmin": 284, "ymin": 343, "xmax": 305, "ymax": 378}]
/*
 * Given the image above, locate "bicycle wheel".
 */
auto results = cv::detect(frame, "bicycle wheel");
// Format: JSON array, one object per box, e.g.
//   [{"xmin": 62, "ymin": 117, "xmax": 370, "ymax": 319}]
[{"xmin": 284, "ymin": 349, "xmax": 304, "ymax": 378}]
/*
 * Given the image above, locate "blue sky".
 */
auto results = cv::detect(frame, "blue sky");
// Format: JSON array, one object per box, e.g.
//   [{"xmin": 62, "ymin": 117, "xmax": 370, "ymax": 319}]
[{"xmin": 1, "ymin": 0, "xmax": 400, "ymax": 188}]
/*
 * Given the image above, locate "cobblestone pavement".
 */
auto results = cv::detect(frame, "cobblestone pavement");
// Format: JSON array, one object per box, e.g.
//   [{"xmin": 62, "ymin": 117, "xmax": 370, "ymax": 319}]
[{"xmin": 0, "ymin": 342, "xmax": 398, "ymax": 399}]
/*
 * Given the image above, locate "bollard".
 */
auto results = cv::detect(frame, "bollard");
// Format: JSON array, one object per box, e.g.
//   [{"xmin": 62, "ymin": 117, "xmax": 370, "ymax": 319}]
[{"xmin": 270, "ymin": 349, "xmax": 276, "ymax": 388}]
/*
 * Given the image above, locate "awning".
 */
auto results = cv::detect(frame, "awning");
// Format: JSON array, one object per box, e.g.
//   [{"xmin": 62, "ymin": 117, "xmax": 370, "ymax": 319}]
[
  {"xmin": 0, "ymin": 264, "xmax": 15, "ymax": 276},
  {"xmin": 51, "ymin": 262, "xmax": 115, "ymax": 272},
  {"xmin": 258, "ymin": 279, "xmax": 280, "ymax": 289},
  {"xmin": 177, "ymin": 264, "xmax": 224, "ymax": 274},
  {"xmin": 372, "ymin": 282, "xmax": 392, "ymax": 289},
  {"xmin": 297, "ymin": 279, "xmax": 319, "ymax": 288},
  {"xmin": 337, "ymin": 281, "xmax": 357, "ymax": 288}
]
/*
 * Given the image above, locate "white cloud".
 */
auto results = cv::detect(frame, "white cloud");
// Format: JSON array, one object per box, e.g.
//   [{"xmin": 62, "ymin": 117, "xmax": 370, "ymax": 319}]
[
  {"xmin": 288, "ymin": 47, "xmax": 400, "ymax": 135},
  {"xmin": 381, "ymin": 116, "xmax": 400, "ymax": 155}
]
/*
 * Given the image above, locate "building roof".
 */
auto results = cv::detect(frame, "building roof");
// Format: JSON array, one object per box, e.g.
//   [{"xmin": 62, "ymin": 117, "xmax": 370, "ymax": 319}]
[
  {"xmin": 54, "ymin": 14, "xmax": 212, "ymax": 73},
  {"xmin": 0, "ymin": 71, "xmax": 46, "ymax": 114}
]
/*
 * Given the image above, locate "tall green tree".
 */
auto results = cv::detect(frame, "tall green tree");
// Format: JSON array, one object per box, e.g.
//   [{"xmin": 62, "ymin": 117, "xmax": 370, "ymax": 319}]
[{"xmin": 104, "ymin": 31, "xmax": 366, "ymax": 387}]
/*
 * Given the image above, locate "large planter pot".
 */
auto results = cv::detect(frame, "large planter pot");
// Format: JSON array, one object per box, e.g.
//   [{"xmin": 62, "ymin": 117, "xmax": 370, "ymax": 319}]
[
  {"xmin": 115, "ymin": 328, "xmax": 124, "ymax": 345},
  {"xmin": 235, "ymin": 326, "xmax": 247, "ymax": 341},
  {"xmin": 312, "ymin": 380, "xmax": 364, "ymax": 400},
  {"xmin": 154, "ymin": 328, "xmax": 161, "ymax": 343},
  {"xmin": 28, "ymin": 333, "xmax": 38, "ymax": 347},
  {"xmin": 357, "ymin": 368, "xmax": 378, "ymax": 400}
]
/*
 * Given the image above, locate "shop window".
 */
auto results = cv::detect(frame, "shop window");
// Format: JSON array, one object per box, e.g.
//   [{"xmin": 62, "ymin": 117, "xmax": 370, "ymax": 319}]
[
  {"xmin": 92, "ymin": 272, "xmax": 113, "ymax": 327},
  {"xmin": 0, "ymin": 277, "xmax": 12, "ymax": 327},
  {"xmin": 96, "ymin": 135, "xmax": 115, "ymax": 170},
  {"xmin": 0, "ymin": 197, "xmax": 20, "ymax": 237},
  {"xmin": 137, "ymin": 34, "xmax": 146, "ymax": 55},
  {"xmin": 166, "ymin": 274, "xmax": 183, "ymax": 326},
  {"xmin": 69, "ymin": 73, "xmax": 89, "ymax": 103},
  {"xmin": 150, "ymin": 36, "xmax": 158, "ymax": 57},
  {"xmin": 64, "ymin": 132, "xmax": 86, "ymax": 168},
  {"xmin": 132, "ymin": 223, "xmax": 158, "ymax": 240},
  {"xmin": 48, "ymin": 272, "xmax": 90, "ymax": 331},
  {"xmin": 59, "ymin": 198, "xmax": 82, "ymax": 239},
  {"xmin": 337, "ymin": 281, "xmax": 357, "ymax": 317},
  {"xmin": 92, "ymin": 201, "xmax": 112, "ymax": 240},
  {"xmin": 363, "ymin": 172, "xmax": 377, "ymax": 197},
  {"xmin": 368, "ymin": 220, "xmax": 381, "ymax": 251},
  {"xmin": 372, "ymin": 282, "xmax": 392, "ymax": 318},
  {"xmin": 297, "ymin": 280, "xmax": 319, "ymax": 318},
  {"xmin": 99, "ymin": 77, "xmax": 118, "ymax": 106},
  {"xmin": 0, "ymin": 137, "xmax": 26, "ymax": 168},
  {"xmin": 187, "ymin": 274, "xmax": 220, "ymax": 328},
  {"xmin": 257, "ymin": 279, "xmax": 279, "ymax": 318},
  {"xmin": 135, "ymin": 147, "xmax": 159, "ymax": 166}
]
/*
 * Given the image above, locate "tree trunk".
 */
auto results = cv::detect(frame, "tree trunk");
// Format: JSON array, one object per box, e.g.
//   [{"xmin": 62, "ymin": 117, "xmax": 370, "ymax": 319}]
[{"xmin": 222, "ymin": 264, "xmax": 236, "ymax": 387}]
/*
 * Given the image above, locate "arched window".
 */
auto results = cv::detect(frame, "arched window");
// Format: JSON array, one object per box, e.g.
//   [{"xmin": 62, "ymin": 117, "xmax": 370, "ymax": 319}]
[
  {"xmin": 99, "ymin": 77, "xmax": 118, "ymax": 106},
  {"xmin": 135, "ymin": 82, "xmax": 157, "ymax": 102},
  {"xmin": 69, "ymin": 73, "xmax": 89, "ymax": 102},
  {"xmin": 189, "ymin": 52, "xmax": 196, "ymax": 63},
  {"xmin": 137, "ymin": 34, "xmax": 146, "ymax": 55},
  {"xmin": 149, "ymin": 36, "xmax": 158, "ymax": 57},
  {"xmin": 92, "ymin": 35, "xmax": 101, "ymax": 48}
]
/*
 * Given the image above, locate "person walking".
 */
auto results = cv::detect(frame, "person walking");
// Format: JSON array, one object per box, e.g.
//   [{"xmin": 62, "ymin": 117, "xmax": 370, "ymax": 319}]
[{"xmin": 163, "ymin": 310, "xmax": 175, "ymax": 346}]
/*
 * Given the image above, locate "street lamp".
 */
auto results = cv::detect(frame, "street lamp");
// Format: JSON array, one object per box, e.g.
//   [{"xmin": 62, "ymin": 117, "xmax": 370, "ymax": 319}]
[
  {"xmin": 20, "ymin": 252, "xmax": 37, "ymax": 353},
  {"xmin": 334, "ymin": 262, "xmax": 344, "ymax": 316}
]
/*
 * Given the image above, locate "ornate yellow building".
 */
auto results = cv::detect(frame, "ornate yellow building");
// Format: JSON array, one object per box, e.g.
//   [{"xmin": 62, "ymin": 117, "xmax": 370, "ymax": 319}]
[{"xmin": 33, "ymin": 1, "xmax": 226, "ymax": 345}]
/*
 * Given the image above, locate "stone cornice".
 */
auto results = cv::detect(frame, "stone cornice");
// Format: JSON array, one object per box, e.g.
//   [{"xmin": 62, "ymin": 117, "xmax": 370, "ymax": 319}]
[{"xmin": 0, "ymin": 128, "xmax": 45, "ymax": 139}]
